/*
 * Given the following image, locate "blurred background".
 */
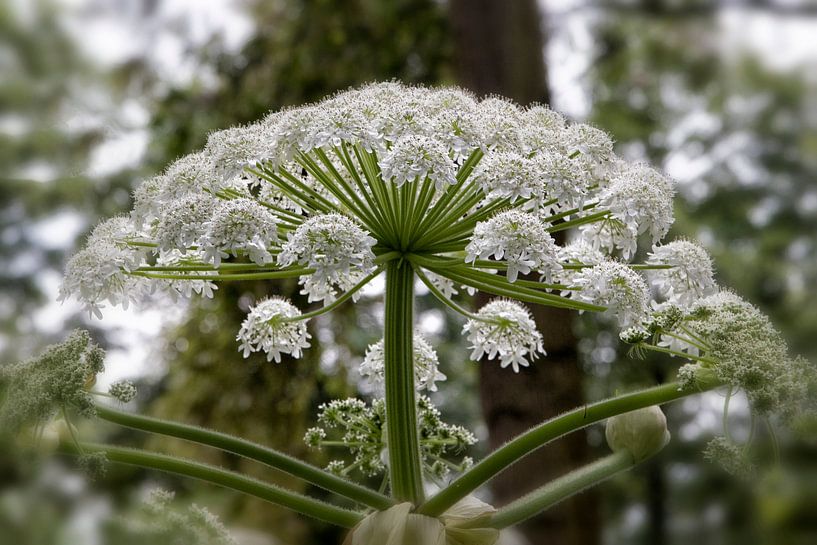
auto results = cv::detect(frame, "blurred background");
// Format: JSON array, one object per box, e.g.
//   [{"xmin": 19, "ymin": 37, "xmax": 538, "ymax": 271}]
[{"xmin": 1, "ymin": 0, "xmax": 816, "ymax": 544}]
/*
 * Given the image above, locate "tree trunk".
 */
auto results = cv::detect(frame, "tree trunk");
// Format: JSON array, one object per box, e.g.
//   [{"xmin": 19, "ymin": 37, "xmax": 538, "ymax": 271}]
[{"xmin": 449, "ymin": 1, "xmax": 601, "ymax": 544}]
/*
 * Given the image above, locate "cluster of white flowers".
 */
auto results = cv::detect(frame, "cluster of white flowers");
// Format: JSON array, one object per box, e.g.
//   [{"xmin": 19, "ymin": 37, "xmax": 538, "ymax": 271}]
[
  {"xmin": 379, "ymin": 135, "xmax": 457, "ymax": 190},
  {"xmin": 236, "ymin": 297, "xmax": 311, "ymax": 363},
  {"xmin": 466, "ymin": 210, "xmax": 561, "ymax": 283},
  {"xmin": 581, "ymin": 164, "xmax": 675, "ymax": 259},
  {"xmin": 646, "ymin": 239, "xmax": 717, "ymax": 305},
  {"xmin": 573, "ymin": 260, "xmax": 651, "ymax": 327},
  {"xmin": 201, "ymin": 198, "xmax": 280, "ymax": 266},
  {"xmin": 59, "ymin": 82, "xmax": 764, "ymax": 378},
  {"xmin": 278, "ymin": 213, "xmax": 377, "ymax": 302},
  {"xmin": 463, "ymin": 300, "xmax": 545, "ymax": 373},
  {"xmin": 359, "ymin": 334, "xmax": 447, "ymax": 394}
]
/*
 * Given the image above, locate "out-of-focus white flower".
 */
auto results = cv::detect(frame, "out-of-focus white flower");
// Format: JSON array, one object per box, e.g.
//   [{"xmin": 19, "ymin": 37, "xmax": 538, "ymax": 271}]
[
  {"xmin": 278, "ymin": 213, "xmax": 376, "ymax": 302},
  {"xmin": 463, "ymin": 299, "xmax": 544, "ymax": 372},
  {"xmin": 236, "ymin": 297, "xmax": 311, "ymax": 363},
  {"xmin": 573, "ymin": 260, "xmax": 650, "ymax": 327},
  {"xmin": 466, "ymin": 210, "xmax": 561, "ymax": 283},
  {"xmin": 359, "ymin": 334, "xmax": 447, "ymax": 394},
  {"xmin": 201, "ymin": 198, "xmax": 280, "ymax": 266},
  {"xmin": 379, "ymin": 135, "xmax": 457, "ymax": 190},
  {"xmin": 646, "ymin": 239, "xmax": 717, "ymax": 306}
]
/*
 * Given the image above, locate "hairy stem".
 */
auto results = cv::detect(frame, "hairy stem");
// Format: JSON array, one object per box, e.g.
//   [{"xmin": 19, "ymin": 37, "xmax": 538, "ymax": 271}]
[
  {"xmin": 418, "ymin": 378, "xmax": 722, "ymax": 516},
  {"xmin": 62, "ymin": 441, "xmax": 364, "ymax": 528},
  {"xmin": 94, "ymin": 404, "xmax": 393, "ymax": 510}
]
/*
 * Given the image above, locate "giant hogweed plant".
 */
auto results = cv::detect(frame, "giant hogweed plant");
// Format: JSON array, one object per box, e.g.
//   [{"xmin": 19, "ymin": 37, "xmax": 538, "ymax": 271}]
[{"xmin": 3, "ymin": 82, "xmax": 812, "ymax": 543}]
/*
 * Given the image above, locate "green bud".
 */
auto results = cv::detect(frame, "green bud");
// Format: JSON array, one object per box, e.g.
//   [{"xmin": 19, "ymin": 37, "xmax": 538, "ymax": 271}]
[{"xmin": 605, "ymin": 406, "xmax": 670, "ymax": 462}]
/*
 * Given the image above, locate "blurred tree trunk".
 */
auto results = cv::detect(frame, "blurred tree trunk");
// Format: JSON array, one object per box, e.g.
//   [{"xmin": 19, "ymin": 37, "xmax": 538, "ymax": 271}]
[{"xmin": 448, "ymin": 1, "xmax": 601, "ymax": 544}]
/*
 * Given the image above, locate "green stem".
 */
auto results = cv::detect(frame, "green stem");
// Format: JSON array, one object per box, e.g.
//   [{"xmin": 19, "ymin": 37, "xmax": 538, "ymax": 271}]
[
  {"xmin": 94, "ymin": 405, "xmax": 393, "ymax": 510},
  {"xmin": 483, "ymin": 450, "xmax": 634, "ymax": 529},
  {"xmin": 129, "ymin": 269, "xmax": 313, "ymax": 282},
  {"xmin": 287, "ymin": 265, "xmax": 385, "ymax": 322},
  {"xmin": 417, "ymin": 379, "xmax": 722, "ymax": 516},
  {"xmin": 63, "ymin": 441, "xmax": 363, "ymax": 528},
  {"xmin": 384, "ymin": 260, "xmax": 424, "ymax": 504}
]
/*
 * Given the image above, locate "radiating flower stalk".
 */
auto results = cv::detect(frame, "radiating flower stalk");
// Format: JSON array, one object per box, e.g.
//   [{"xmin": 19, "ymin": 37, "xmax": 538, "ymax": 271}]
[{"xmin": 4, "ymin": 83, "xmax": 812, "ymax": 542}]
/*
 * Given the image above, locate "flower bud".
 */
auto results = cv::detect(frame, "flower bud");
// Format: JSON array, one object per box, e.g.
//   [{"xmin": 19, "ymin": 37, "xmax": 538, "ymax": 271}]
[{"xmin": 605, "ymin": 406, "xmax": 670, "ymax": 462}]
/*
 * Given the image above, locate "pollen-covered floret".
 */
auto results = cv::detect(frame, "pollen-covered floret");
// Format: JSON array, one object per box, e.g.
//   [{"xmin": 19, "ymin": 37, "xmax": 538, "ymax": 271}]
[
  {"xmin": 0, "ymin": 330, "xmax": 104, "ymax": 435},
  {"xmin": 359, "ymin": 334, "xmax": 447, "ymax": 394},
  {"xmin": 467, "ymin": 210, "xmax": 561, "ymax": 283},
  {"xmin": 236, "ymin": 297, "xmax": 311, "ymax": 363},
  {"xmin": 278, "ymin": 213, "xmax": 376, "ymax": 302},
  {"xmin": 647, "ymin": 239, "xmax": 717, "ymax": 306},
  {"xmin": 463, "ymin": 299, "xmax": 545, "ymax": 372},
  {"xmin": 573, "ymin": 260, "xmax": 650, "ymax": 327},
  {"xmin": 201, "ymin": 198, "xmax": 280, "ymax": 266},
  {"xmin": 304, "ymin": 396, "xmax": 476, "ymax": 481}
]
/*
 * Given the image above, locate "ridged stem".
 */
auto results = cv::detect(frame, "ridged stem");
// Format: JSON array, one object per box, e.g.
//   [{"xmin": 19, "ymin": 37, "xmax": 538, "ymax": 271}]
[{"xmin": 384, "ymin": 259, "xmax": 424, "ymax": 504}]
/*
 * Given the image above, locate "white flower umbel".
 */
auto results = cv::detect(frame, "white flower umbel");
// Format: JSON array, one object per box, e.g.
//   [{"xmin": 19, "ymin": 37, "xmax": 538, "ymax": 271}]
[
  {"xmin": 278, "ymin": 213, "xmax": 376, "ymax": 302},
  {"xmin": 205, "ymin": 124, "xmax": 271, "ymax": 180},
  {"xmin": 378, "ymin": 135, "xmax": 457, "ymax": 190},
  {"xmin": 471, "ymin": 151, "xmax": 545, "ymax": 207},
  {"xmin": 464, "ymin": 299, "xmax": 544, "ymax": 373},
  {"xmin": 646, "ymin": 239, "xmax": 717, "ymax": 306},
  {"xmin": 582, "ymin": 164, "xmax": 675, "ymax": 259},
  {"xmin": 359, "ymin": 334, "xmax": 447, "ymax": 395},
  {"xmin": 201, "ymin": 198, "xmax": 280, "ymax": 266},
  {"xmin": 155, "ymin": 194, "xmax": 219, "ymax": 252},
  {"xmin": 573, "ymin": 260, "xmax": 650, "ymax": 327},
  {"xmin": 236, "ymin": 297, "xmax": 311, "ymax": 363},
  {"xmin": 466, "ymin": 210, "xmax": 561, "ymax": 283},
  {"xmin": 60, "ymin": 244, "xmax": 144, "ymax": 319}
]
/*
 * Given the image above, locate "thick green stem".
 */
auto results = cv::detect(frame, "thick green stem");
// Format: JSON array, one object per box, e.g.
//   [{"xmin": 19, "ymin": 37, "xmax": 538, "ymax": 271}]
[
  {"xmin": 418, "ymin": 379, "xmax": 722, "ymax": 516},
  {"xmin": 384, "ymin": 260, "xmax": 424, "ymax": 504},
  {"xmin": 63, "ymin": 441, "xmax": 363, "ymax": 528},
  {"xmin": 482, "ymin": 450, "xmax": 634, "ymax": 529},
  {"xmin": 94, "ymin": 404, "xmax": 393, "ymax": 510}
]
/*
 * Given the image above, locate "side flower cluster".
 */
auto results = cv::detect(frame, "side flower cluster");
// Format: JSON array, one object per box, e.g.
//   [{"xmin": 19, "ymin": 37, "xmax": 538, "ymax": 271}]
[{"xmin": 304, "ymin": 396, "xmax": 476, "ymax": 482}]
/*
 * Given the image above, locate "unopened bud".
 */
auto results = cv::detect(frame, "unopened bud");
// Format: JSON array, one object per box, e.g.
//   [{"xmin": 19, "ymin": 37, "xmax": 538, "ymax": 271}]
[{"xmin": 606, "ymin": 406, "xmax": 670, "ymax": 462}]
